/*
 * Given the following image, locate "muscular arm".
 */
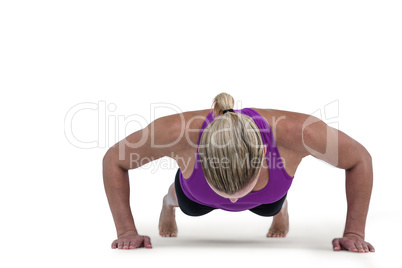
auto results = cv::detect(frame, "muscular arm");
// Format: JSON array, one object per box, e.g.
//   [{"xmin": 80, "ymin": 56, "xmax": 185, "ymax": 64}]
[
  {"xmin": 279, "ymin": 113, "xmax": 374, "ymax": 252},
  {"xmin": 301, "ymin": 118, "xmax": 373, "ymax": 239},
  {"xmin": 343, "ymin": 152, "xmax": 373, "ymax": 240},
  {"xmin": 102, "ymin": 114, "xmax": 186, "ymax": 242}
]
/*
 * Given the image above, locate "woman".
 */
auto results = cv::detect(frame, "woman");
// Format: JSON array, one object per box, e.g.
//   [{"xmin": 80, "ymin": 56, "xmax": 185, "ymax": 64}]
[{"xmin": 102, "ymin": 93, "xmax": 375, "ymax": 253}]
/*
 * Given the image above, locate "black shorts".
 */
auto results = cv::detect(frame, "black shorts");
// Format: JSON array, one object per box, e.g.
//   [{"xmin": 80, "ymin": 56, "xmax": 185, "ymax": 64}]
[{"xmin": 174, "ymin": 168, "xmax": 287, "ymax": 217}]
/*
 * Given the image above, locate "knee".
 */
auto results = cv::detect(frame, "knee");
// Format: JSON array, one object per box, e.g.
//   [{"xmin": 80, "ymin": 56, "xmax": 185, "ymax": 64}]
[{"xmin": 167, "ymin": 183, "xmax": 179, "ymax": 207}]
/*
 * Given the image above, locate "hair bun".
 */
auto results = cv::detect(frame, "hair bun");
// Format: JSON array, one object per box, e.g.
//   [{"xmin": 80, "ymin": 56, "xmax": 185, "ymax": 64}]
[{"xmin": 212, "ymin": 92, "xmax": 234, "ymax": 117}]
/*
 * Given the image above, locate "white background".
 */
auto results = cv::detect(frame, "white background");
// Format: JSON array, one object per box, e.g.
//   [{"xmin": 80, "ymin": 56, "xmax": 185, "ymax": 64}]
[{"xmin": 1, "ymin": 1, "xmax": 401, "ymax": 267}]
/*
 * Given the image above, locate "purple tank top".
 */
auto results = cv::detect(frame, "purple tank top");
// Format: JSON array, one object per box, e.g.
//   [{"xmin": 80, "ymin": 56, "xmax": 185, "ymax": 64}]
[{"xmin": 179, "ymin": 108, "xmax": 294, "ymax": 212}]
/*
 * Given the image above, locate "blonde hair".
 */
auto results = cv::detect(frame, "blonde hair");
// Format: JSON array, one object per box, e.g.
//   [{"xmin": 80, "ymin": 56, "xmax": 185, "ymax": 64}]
[{"xmin": 199, "ymin": 92, "xmax": 265, "ymax": 194}]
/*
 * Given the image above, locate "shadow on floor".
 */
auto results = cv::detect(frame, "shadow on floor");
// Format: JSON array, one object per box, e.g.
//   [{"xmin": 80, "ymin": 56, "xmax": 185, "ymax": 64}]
[{"xmin": 153, "ymin": 235, "xmax": 330, "ymax": 251}]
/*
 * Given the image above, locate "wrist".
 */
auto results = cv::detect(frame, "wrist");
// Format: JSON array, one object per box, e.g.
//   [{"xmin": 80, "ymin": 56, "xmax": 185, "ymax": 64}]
[
  {"xmin": 118, "ymin": 229, "xmax": 138, "ymax": 238},
  {"xmin": 343, "ymin": 231, "xmax": 364, "ymax": 240}
]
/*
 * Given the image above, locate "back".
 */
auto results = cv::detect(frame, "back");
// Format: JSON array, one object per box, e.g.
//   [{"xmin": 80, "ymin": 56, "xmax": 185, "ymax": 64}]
[{"xmin": 178, "ymin": 107, "xmax": 295, "ymax": 212}]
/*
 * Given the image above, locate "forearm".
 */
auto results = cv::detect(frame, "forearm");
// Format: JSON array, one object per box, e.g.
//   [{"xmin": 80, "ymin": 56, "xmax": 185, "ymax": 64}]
[
  {"xmin": 343, "ymin": 155, "xmax": 373, "ymax": 239},
  {"xmin": 103, "ymin": 154, "xmax": 138, "ymax": 237}
]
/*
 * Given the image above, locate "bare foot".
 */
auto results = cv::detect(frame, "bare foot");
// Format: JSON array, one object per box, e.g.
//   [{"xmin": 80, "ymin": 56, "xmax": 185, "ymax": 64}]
[
  {"xmin": 267, "ymin": 199, "xmax": 289, "ymax": 238},
  {"xmin": 158, "ymin": 196, "xmax": 178, "ymax": 237}
]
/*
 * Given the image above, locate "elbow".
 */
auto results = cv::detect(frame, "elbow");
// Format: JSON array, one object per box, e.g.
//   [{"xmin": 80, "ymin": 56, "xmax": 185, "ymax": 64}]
[
  {"xmin": 102, "ymin": 152, "xmax": 109, "ymax": 166},
  {"xmin": 364, "ymin": 152, "xmax": 373, "ymax": 170},
  {"xmin": 102, "ymin": 147, "xmax": 116, "ymax": 166},
  {"xmin": 356, "ymin": 149, "xmax": 372, "ymax": 171},
  {"xmin": 103, "ymin": 147, "xmax": 127, "ymax": 171},
  {"xmin": 346, "ymin": 147, "xmax": 372, "ymax": 172},
  {"xmin": 102, "ymin": 152, "xmax": 111, "ymax": 170},
  {"xmin": 361, "ymin": 146, "xmax": 372, "ymax": 164},
  {"xmin": 366, "ymin": 151, "xmax": 372, "ymax": 163}
]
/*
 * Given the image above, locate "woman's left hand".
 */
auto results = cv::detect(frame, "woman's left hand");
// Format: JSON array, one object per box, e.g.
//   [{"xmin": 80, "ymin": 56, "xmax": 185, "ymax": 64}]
[{"xmin": 332, "ymin": 233, "xmax": 375, "ymax": 253}]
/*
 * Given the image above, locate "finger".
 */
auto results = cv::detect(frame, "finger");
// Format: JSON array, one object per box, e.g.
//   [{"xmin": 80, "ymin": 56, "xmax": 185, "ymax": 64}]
[
  {"xmin": 144, "ymin": 236, "xmax": 153, "ymax": 248},
  {"xmin": 111, "ymin": 240, "xmax": 118, "ymax": 249},
  {"xmin": 347, "ymin": 242, "xmax": 358, "ymax": 252},
  {"xmin": 362, "ymin": 243, "xmax": 369, "ymax": 253},
  {"xmin": 123, "ymin": 240, "xmax": 130, "ymax": 249},
  {"xmin": 130, "ymin": 238, "xmax": 142, "ymax": 249},
  {"xmin": 367, "ymin": 243, "xmax": 375, "ymax": 252},
  {"xmin": 332, "ymin": 238, "xmax": 341, "ymax": 251},
  {"xmin": 354, "ymin": 243, "xmax": 365, "ymax": 253}
]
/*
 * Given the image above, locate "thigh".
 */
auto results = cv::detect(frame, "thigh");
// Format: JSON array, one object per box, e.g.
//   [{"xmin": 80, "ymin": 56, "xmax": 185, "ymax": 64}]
[
  {"xmin": 249, "ymin": 193, "xmax": 287, "ymax": 217},
  {"xmin": 174, "ymin": 168, "xmax": 216, "ymax": 217}
]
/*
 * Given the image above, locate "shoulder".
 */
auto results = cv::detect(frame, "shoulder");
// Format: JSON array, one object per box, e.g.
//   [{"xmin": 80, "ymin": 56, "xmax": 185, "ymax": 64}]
[
  {"xmin": 250, "ymin": 107, "xmax": 371, "ymax": 169},
  {"xmin": 250, "ymin": 108, "xmax": 316, "ymax": 156},
  {"xmin": 149, "ymin": 108, "xmax": 212, "ymax": 155},
  {"xmin": 105, "ymin": 109, "xmax": 212, "ymax": 170}
]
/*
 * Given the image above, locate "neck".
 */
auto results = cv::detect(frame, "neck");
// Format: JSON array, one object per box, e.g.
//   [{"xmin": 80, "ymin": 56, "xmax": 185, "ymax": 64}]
[{"xmin": 251, "ymin": 160, "xmax": 269, "ymax": 192}]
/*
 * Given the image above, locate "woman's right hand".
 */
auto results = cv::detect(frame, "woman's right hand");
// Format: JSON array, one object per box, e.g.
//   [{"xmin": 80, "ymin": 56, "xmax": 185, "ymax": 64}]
[{"xmin": 111, "ymin": 231, "xmax": 153, "ymax": 249}]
